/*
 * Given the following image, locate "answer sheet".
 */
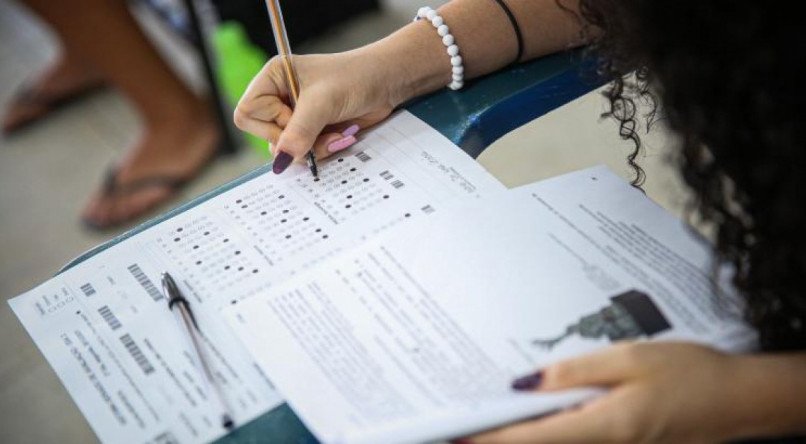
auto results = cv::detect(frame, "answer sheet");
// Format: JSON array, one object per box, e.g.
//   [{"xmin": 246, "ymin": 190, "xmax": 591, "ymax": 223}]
[
  {"xmin": 9, "ymin": 111, "xmax": 504, "ymax": 443},
  {"xmin": 225, "ymin": 166, "xmax": 756, "ymax": 444}
]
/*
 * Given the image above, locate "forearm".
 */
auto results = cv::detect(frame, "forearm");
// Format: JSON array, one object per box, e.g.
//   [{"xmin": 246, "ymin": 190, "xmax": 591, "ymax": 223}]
[
  {"xmin": 360, "ymin": 0, "xmax": 589, "ymax": 106},
  {"xmin": 727, "ymin": 352, "xmax": 806, "ymax": 439}
]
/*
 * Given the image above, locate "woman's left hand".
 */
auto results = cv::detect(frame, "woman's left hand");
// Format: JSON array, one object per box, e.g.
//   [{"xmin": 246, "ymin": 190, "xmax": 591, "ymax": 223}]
[{"xmin": 469, "ymin": 342, "xmax": 743, "ymax": 444}]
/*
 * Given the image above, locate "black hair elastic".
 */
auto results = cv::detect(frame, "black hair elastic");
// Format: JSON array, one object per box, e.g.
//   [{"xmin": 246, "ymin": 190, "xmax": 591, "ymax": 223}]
[{"xmin": 491, "ymin": 0, "xmax": 524, "ymax": 64}]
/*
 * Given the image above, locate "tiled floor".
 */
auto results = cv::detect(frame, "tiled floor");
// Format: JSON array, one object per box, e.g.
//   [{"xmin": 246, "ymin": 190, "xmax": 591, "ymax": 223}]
[{"xmin": 0, "ymin": 0, "xmax": 688, "ymax": 442}]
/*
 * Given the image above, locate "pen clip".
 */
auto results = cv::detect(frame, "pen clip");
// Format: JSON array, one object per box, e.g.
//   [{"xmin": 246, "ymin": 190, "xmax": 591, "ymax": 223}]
[{"xmin": 162, "ymin": 272, "xmax": 200, "ymax": 330}]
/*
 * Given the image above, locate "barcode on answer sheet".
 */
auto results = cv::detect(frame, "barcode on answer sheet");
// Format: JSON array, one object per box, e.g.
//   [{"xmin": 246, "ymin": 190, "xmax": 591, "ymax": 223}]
[
  {"xmin": 98, "ymin": 305, "xmax": 122, "ymax": 331},
  {"xmin": 354, "ymin": 151, "xmax": 371, "ymax": 162},
  {"xmin": 127, "ymin": 264, "xmax": 163, "ymax": 301},
  {"xmin": 421, "ymin": 205, "xmax": 435, "ymax": 214},
  {"xmin": 379, "ymin": 170, "xmax": 393, "ymax": 180},
  {"xmin": 120, "ymin": 333, "xmax": 154, "ymax": 375},
  {"xmin": 80, "ymin": 283, "xmax": 96, "ymax": 297},
  {"xmin": 391, "ymin": 180, "xmax": 405, "ymax": 189}
]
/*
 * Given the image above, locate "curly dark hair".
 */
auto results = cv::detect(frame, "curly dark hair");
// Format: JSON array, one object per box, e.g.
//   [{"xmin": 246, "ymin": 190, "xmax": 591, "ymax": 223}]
[{"xmin": 573, "ymin": 1, "xmax": 806, "ymax": 350}]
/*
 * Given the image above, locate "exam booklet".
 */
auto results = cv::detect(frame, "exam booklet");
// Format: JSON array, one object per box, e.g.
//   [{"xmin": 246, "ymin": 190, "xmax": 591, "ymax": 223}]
[
  {"xmin": 225, "ymin": 166, "xmax": 757, "ymax": 444},
  {"xmin": 8, "ymin": 111, "xmax": 504, "ymax": 443}
]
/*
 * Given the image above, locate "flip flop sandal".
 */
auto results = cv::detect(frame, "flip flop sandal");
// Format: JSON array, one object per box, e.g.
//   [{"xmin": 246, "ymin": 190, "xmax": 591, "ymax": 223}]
[
  {"xmin": 82, "ymin": 145, "xmax": 222, "ymax": 231},
  {"xmin": 2, "ymin": 80, "xmax": 106, "ymax": 135},
  {"xmin": 81, "ymin": 166, "xmax": 190, "ymax": 232}
]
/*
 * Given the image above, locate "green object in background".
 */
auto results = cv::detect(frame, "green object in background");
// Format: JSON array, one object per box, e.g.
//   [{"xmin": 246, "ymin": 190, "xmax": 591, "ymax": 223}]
[{"xmin": 212, "ymin": 21, "xmax": 271, "ymax": 158}]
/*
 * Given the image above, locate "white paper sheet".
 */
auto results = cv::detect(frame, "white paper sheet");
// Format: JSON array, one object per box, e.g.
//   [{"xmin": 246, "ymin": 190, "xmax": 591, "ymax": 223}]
[
  {"xmin": 225, "ymin": 166, "xmax": 757, "ymax": 444},
  {"xmin": 9, "ymin": 111, "xmax": 504, "ymax": 443}
]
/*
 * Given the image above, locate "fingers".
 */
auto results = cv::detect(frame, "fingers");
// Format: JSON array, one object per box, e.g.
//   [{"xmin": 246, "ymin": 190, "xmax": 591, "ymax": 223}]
[
  {"xmin": 234, "ymin": 54, "xmax": 396, "ymax": 173},
  {"xmin": 273, "ymin": 91, "xmax": 336, "ymax": 163},
  {"xmin": 310, "ymin": 124, "xmax": 361, "ymax": 159},
  {"xmin": 233, "ymin": 115, "xmax": 283, "ymax": 146},
  {"xmin": 234, "ymin": 58, "xmax": 293, "ymax": 151},
  {"xmin": 272, "ymin": 127, "xmax": 357, "ymax": 174},
  {"xmin": 239, "ymin": 57, "xmax": 287, "ymax": 104},
  {"xmin": 308, "ymin": 108, "xmax": 392, "ymax": 161},
  {"xmin": 471, "ymin": 405, "xmax": 613, "ymax": 444},
  {"xmin": 475, "ymin": 344, "xmax": 658, "ymax": 444},
  {"xmin": 233, "ymin": 94, "xmax": 291, "ymax": 149},
  {"xmin": 515, "ymin": 343, "xmax": 643, "ymax": 392},
  {"xmin": 236, "ymin": 108, "xmax": 361, "ymax": 165},
  {"xmin": 235, "ymin": 94, "xmax": 292, "ymax": 128}
]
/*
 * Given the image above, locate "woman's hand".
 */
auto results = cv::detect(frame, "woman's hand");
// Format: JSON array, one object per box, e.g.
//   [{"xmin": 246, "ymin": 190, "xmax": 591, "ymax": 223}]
[
  {"xmin": 470, "ymin": 342, "xmax": 746, "ymax": 444},
  {"xmin": 234, "ymin": 49, "xmax": 395, "ymax": 172},
  {"xmin": 232, "ymin": 0, "xmax": 593, "ymax": 174}
]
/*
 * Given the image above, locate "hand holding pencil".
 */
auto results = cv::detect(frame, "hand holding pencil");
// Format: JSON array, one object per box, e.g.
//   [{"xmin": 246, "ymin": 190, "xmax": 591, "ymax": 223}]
[
  {"xmin": 233, "ymin": 1, "xmax": 393, "ymax": 175},
  {"xmin": 264, "ymin": 0, "xmax": 318, "ymax": 177}
]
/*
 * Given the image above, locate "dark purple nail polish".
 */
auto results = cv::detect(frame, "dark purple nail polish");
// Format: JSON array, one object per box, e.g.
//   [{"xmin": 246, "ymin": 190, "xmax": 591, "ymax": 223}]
[
  {"xmin": 273, "ymin": 151, "xmax": 293, "ymax": 174},
  {"xmin": 511, "ymin": 371, "xmax": 543, "ymax": 391}
]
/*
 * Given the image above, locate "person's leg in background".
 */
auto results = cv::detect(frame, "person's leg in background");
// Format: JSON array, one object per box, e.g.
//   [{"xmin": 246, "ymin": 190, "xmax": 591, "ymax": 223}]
[
  {"xmin": 2, "ymin": 51, "xmax": 105, "ymax": 134},
  {"xmin": 11, "ymin": 0, "xmax": 219, "ymax": 228}
]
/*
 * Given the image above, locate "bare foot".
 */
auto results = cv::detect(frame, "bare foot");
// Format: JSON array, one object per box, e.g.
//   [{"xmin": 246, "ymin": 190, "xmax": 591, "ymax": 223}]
[
  {"xmin": 2, "ymin": 53, "xmax": 104, "ymax": 133},
  {"xmin": 81, "ymin": 105, "xmax": 220, "ymax": 229}
]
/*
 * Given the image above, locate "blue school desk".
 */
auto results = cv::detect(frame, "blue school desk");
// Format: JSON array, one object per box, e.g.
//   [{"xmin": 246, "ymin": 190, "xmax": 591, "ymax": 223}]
[{"xmin": 59, "ymin": 49, "xmax": 602, "ymax": 443}]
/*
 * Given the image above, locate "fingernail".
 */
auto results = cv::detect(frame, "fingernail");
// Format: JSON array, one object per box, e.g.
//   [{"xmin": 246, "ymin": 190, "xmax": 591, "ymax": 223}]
[
  {"xmin": 511, "ymin": 371, "xmax": 543, "ymax": 391},
  {"xmin": 273, "ymin": 151, "xmax": 293, "ymax": 174},
  {"xmin": 341, "ymin": 124, "xmax": 360, "ymax": 137},
  {"xmin": 327, "ymin": 135, "xmax": 357, "ymax": 153}
]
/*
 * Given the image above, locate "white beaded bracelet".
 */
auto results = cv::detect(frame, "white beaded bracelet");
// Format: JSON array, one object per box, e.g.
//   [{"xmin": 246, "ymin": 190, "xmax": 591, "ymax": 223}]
[{"xmin": 414, "ymin": 6, "xmax": 464, "ymax": 90}]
